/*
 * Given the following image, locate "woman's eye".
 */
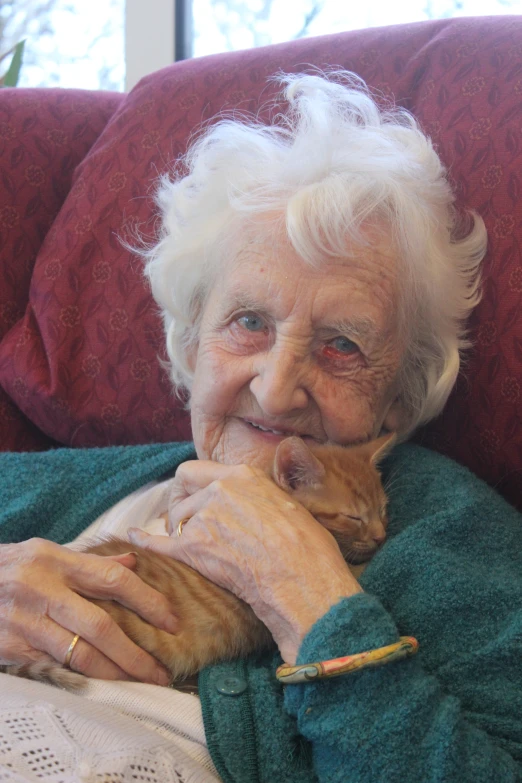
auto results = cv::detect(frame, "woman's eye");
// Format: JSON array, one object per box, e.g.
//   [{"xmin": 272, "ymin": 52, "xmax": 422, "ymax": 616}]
[
  {"xmin": 237, "ymin": 313, "xmax": 266, "ymax": 332},
  {"xmin": 330, "ymin": 336, "xmax": 359, "ymax": 354},
  {"xmin": 317, "ymin": 334, "xmax": 362, "ymax": 367}
]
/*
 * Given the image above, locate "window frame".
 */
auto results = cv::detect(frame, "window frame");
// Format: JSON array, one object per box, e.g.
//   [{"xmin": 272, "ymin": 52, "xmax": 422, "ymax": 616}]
[
  {"xmin": 175, "ymin": 0, "xmax": 193, "ymax": 60},
  {"xmin": 125, "ymin": 0, "xmax": 179, "ymax": 91}
]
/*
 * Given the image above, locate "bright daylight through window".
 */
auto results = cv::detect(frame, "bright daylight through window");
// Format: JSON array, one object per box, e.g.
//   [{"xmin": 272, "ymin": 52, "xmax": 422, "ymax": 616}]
[{"xmin": 1, "ymin": 0, "xmax": 521, "ymax": 90}]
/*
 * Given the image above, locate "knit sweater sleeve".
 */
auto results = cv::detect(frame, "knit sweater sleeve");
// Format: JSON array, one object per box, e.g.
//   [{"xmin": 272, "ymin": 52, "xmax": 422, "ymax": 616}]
[
  {"xmin": 283, "ymin": 445, "xmax": 522, "ymax": 783},
  {"xmin": 0, "ymin": 442, "xmax": 196, "ymax": 544}
]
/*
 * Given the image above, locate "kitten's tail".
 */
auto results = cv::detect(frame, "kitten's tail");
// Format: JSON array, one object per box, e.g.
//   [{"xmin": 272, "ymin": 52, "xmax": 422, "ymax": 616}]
[{"xmin": 1, "ymin": 661, "xmax": 87, "ymax": 691}]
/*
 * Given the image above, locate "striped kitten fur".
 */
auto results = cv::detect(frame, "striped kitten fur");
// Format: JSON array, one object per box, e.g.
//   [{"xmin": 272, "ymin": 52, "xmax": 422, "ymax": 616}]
[{"xmin": 4, "ymin": 433, "xmax": 394, "ymax": 690}]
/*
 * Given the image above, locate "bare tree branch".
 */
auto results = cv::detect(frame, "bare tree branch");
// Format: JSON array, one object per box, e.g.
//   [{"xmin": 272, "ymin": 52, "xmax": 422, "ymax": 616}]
[
  {"xmin": 294, "ymin": 1, "xmax": 324, "ymax": 39},
  {"xmin": 204, "ymin": 0, "xmax": 327, "ymax": 51},
  {"xmin": 0, "ymin": 0, "xmax": 123, "ymax": 90}
]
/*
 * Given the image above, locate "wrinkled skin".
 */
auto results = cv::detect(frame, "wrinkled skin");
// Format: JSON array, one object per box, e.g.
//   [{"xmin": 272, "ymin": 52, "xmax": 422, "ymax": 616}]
[
  {"xmin": 1, "ymin": 228, "xmax": 404, "ymax": 674},
  {"xmin": 0, "ymin": 541, "xmax": 176, "ymax": 682},
  {"xmin": 190, "ymin": 232, "xmax": 404, "ymax": 470},
  {"xmin": 131, "ymin": 231, "xmax": 404, "ymax": 663},
  {"xmin": 131, "ymin": 460, "xmax": 362, "ymax": 664}
]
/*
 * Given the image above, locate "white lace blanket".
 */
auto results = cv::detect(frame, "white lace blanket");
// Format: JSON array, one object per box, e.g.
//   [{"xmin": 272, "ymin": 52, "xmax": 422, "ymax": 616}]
[{"xmin": 0, "ymin": 674, "xmax": 220, "ymax": 782}]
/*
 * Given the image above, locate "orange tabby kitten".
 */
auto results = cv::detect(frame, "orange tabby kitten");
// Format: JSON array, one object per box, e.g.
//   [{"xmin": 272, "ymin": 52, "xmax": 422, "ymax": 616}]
[{"xmin": 3, "ymin": 433, "xmax": 394, "ymax": 690}]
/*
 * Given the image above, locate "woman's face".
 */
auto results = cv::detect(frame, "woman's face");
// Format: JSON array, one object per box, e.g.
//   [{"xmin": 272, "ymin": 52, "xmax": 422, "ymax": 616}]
[{"xmin": 188, "ymin": 231, "xmax": 405, "ymax": 470}]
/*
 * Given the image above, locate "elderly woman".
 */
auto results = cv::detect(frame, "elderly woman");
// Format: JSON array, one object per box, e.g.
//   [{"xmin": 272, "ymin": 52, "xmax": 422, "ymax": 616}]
[{"xmin": 1, "ymin": 72, "xmax": 522, "ymax": 783}]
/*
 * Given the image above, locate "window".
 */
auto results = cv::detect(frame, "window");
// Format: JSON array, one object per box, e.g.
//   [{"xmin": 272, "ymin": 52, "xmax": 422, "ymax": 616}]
[
  {"xmin": 1, "ymin": 0, "xmax": 174, "ymax": 91},
  {"xmin": 2, "ymin": 0, "xmax": 125, "ymax": 90},
  {"xmin": 192, "ymin": 0, "xmax": 522, "ymax": 59},
  {"xmin": 2, "ymin": 0, "xmax": 521, "ymax": 91}
]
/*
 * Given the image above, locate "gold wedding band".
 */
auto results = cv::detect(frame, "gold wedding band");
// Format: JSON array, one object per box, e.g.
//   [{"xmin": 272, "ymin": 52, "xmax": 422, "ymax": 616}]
[
  {"xmin": 177, "ymin": 517, "xmax": 191, "ymax": 537},
  {"xmin": 64, "ymin": 633, "xmax": 81, "ymax": 668}
]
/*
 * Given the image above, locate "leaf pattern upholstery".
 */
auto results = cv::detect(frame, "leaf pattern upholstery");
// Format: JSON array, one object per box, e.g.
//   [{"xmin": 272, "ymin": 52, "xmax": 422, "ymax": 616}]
[{"xmin": 1, "ymin": 17, "xmax": 521, "ymax": 507}]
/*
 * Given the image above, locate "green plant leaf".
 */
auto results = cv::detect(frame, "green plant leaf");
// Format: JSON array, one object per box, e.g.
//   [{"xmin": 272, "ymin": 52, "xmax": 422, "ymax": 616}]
[{"xmin": 1, "ymin": 40, "xmax": 25, "ymax": 88}]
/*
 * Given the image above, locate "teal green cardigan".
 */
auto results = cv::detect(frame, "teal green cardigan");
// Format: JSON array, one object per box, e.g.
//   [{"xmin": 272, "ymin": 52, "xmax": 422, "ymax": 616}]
[{"xmin": 1, "ymin": 442, "xmax": 522, "ymax": 783}]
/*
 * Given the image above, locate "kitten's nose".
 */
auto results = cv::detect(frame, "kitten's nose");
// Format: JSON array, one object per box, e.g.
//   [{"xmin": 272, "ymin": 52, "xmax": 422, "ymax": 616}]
[{"xmin": 368, "ymin": 520, "xmax": 387, "ymax": 546}]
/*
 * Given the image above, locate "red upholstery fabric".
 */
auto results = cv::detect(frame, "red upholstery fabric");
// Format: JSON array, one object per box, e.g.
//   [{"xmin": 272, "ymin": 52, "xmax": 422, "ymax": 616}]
[
  {"xmin": 0, "ymin": 88, "xmax": 123, "ymax": 451},
  {"xmin": 405, "ymin": 21, "xmax": 522, "ymax": 507},
  {"xmin": 0, "ymin": 17, "xmax": 521, "ymax": 508},
  {"xmin": 0, "ymin": 88, "xmax": 123, "ymax": 343},
  {"xmin": 0, "ymin": 387, "xmax": 59, "ymax": 452}
]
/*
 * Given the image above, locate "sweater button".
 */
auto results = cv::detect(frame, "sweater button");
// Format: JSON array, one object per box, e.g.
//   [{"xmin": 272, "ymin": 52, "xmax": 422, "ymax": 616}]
[{"xmin": 215, "ymin": 675, "xmax": 247, "ymax": 696}]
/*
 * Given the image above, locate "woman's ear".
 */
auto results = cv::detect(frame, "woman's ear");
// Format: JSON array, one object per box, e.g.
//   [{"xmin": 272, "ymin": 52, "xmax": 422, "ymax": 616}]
[
  {"xmin": 185, "ymin": 342, "xmax": 199, "ymax": 373},
  {"xmin": 383, "ymin": 398, "xmax": 403, "ymax": 433}
]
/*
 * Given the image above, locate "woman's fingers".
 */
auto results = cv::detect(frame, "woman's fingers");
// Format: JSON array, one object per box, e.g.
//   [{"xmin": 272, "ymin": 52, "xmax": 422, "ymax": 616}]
[
  {"xmin": 68, "ymin": 552, "xmax": 179, "ymax": 635},
  {"xmin": 0, "ymin": 539, "xmax": 175, "ymax": 682},
  {"xmin": 134, "ymin": 465, "xmax": 361, "ymax": 665},
  {"xmin": 44, "ymin": 590, "xmax": 170, "ymax": 684},
  {"xmin": 128, "ymin": 529, "xmax": 183, "ymax": 560},
  {"xmin": 60, "ymin": 636, "xmax": 131, "ymax": 681},
  {"xmin": 172, "ymin": 459, "xmax": 233, "ymax": 491},
  {"xmin": 166, "ymin": 461, "xmax": 264, "ymax": 534},
  {"xmin": 131, "ymin": 479, "xmax": 209, "ymax": 546},
  {"xmin": 23, "ymin": 609, "xmax": 132, "ymax": 681},
  {"xmin": 168, "ymin": 460, "xmax": 241, "ymax": 512},
  {"xmin": 166, "ymin": 489, "xmax": 208, "ymax": 535}
]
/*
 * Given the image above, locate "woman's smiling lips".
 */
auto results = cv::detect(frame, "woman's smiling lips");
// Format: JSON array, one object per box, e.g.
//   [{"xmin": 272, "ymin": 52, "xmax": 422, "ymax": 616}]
[{"xmin": 239, "ymin": 417, "xmax": 318, "ymax": 442}]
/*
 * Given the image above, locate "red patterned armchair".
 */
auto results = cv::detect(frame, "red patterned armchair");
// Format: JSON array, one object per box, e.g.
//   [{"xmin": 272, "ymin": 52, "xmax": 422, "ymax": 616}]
[{"xmin": 1, "ymin": 16, "xmax": 522, "ymax": 508}]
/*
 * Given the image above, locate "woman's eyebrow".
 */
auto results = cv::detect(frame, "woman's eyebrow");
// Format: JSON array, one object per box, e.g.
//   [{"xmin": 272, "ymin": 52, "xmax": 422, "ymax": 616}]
[
  {"xmin": 222, "ymin": 295, "xmax": 381, "ymax": 341},
  {"xmin": 221, "ymin": 293, "xmax": 270, "ymax": 314},
  {"xmin": 320, "ymin": 317, "xmax": 382, "ymax": 342}
]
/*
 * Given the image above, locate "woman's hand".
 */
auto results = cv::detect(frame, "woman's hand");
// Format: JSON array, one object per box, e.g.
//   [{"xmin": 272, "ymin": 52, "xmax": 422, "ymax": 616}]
[
  {"xmin": 0, "ymin": 539, "xmax": 177, "ymax": 684},
  {"xmin": 129, "ymin": 461, "xmax": 362, "ymax": 663}
]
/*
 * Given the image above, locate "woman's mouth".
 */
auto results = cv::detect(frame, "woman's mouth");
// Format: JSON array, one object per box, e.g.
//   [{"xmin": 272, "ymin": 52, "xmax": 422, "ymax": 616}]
[
  {"xmin": 246, "ymin": 420, "xmax": 288, "ymax": 436},
  {"xmin": 241, "ymin": 417, "xmax": 317, "ymax": 442},
  {"xmin": 242, "ymin": 419, "xmax": 290, "ymax": 441}
]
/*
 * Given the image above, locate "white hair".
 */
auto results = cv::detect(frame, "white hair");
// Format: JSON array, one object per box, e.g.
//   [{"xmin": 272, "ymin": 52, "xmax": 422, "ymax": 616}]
[{"xmin": 142, "ymin": 70, "xmax": 487, "ymax": 437}]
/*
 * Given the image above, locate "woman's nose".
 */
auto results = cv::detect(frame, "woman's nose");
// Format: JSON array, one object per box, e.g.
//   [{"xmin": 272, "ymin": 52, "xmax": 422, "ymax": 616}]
[{"xmin": 250, "ymin": 348, "xmax": 308, "ymax": 416}]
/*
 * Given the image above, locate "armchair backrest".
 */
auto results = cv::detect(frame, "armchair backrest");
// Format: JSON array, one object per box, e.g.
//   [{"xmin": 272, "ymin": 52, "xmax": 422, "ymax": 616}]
[{"xmin": 1, "ymin": 17, "xmax": 521, "ymax": 508}]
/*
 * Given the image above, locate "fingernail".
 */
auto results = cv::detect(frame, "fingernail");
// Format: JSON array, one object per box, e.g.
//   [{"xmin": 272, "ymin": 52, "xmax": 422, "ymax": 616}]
[
  {"xmin": 128, "ymin": 528, "xmax": 144, "ymax": 542},
  {"xmin": 155, "ymin": 668, "xmax": 172, "ymax": 686},
  {"xmin": 118, "ymin": 552, "xmax": 138, "ymax": 570},
  {"xmin": 163, "ymin": 614, "xmax": 179, "ymax": 634}
]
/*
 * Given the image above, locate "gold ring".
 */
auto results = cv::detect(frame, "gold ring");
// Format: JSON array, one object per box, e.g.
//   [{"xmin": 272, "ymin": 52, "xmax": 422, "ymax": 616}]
[
  {"xmin": 64, "ymin": 633, "xmax": 81, "ymax": 668},
  {"xmin": 177, "ymin": 517, "xmax": 191, "ymax": 537}
]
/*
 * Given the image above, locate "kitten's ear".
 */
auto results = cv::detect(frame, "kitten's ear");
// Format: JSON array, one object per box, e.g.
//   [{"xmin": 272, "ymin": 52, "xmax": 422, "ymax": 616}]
[
  {"xmin": 273, "ymin": 437, "xmax": 325, "ymax": 491},
  {"xmin": 364, "ymin": 432, "xmax": 397, "ymax": 466}
]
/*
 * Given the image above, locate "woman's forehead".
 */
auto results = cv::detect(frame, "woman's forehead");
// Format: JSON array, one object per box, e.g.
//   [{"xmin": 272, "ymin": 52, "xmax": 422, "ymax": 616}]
[{"xmin": 209, "ymin": 238, "xmax": 400, "ymax": 340}]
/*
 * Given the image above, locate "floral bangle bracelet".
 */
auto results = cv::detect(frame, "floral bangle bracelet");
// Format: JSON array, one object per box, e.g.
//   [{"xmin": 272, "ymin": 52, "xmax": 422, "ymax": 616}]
[{"xmin": 275, "ymin": 636, "xmax": 419, "ymax": 684}]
